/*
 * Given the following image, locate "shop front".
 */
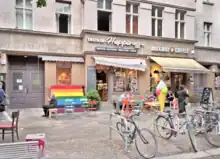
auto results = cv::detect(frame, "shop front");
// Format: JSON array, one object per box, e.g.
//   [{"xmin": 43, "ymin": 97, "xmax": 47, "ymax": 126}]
[
  {"xmin": 82, "ymin": 30, "xmax": 213, "ymax": 103},
  {"xmin": 195, "ymin": 46, "xmax": 220, "ymax": 101},
  {"xmin": 85, "ymin": 54, "xmax": 147, "ymax": 102},
  {"xmin": 149, "ymin": 56, "xmax": 210, "ymax": 94}
]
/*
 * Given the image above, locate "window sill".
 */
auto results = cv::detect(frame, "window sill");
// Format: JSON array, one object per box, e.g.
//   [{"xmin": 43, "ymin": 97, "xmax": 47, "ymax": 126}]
[{"xmin": 203, "ymin": 1, "xmax": 214, "ymax": 6}]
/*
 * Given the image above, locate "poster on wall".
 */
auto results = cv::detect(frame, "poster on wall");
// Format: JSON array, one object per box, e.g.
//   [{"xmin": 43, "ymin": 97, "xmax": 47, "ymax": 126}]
[
  {"xmin": 87, "ymin": 66, "xmax": 97, "ymax": 91},
  {"xmin": 56, "ymin": 68, "xmax": 71, "ymax": 85}
]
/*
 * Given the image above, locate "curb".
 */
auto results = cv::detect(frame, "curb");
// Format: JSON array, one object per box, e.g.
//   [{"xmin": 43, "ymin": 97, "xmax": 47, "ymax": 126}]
[{"xmin": 154, "ymin": 147, "xmax": 220, "ymax": 159}]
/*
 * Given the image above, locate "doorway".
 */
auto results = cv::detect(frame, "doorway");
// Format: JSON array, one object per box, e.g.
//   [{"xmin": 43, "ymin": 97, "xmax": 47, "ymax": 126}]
[
  {"xmin": 8, "ymin": 56, "xmax": 44, "ymax": 108},
  {"xmin": 96, "ymin": 71, "xmax": 108, "ymax": 101},
  {"xmin": 171, "ymin": 72, "xmax": 187, "ymax": 92}
]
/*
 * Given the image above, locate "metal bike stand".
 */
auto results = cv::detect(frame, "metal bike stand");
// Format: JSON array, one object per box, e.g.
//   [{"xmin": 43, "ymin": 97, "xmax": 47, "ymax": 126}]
[{"xmin": 109, "ymin": 112, "xmax": 129, "ymax": 152}]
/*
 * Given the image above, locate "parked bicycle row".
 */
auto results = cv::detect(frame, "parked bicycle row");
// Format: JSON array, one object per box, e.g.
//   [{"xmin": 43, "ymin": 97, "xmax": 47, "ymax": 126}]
[{"xmin": 110, "ymin": 100, "xmax": 220, "ymax": 158}]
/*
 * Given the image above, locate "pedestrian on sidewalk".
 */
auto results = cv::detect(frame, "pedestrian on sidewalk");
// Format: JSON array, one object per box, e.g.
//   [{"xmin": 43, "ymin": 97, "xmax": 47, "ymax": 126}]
[{"xmin": 177, "ymin": 85, "xmax": 189, "ymax": 113}]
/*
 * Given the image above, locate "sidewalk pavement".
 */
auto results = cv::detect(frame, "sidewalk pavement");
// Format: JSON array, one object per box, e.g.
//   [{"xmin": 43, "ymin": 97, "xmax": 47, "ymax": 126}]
[
  {"xmin": 4, "ymin": 103, "xmax": 220, "ymax": 159},
  {"xmin": 154, "ymin": 147, "xmax": 220, "ymax": 159}
]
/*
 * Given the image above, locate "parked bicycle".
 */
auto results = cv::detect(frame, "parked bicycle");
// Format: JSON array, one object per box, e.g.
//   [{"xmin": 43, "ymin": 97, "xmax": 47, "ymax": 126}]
[
  {"xmin": 154, "ymin": 110, "xmax": 198, "ymax": 152},
  {"xmin": 192, "ymin": 103, "xmax": 220, "ymax": 147},
  {"xmin": 116, "ymin": 112, "xmax": 158, "ymax": 159}
]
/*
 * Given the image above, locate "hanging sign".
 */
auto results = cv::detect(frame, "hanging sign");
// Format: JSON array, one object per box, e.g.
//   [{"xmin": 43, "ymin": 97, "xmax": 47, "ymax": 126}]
[{"xmin": 151, "ymin": 47, "xmax": 189, "ymax": 54}]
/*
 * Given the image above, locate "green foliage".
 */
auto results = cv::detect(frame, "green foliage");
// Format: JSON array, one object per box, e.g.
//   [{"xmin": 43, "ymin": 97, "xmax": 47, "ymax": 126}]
[
  {"xmin": 36, "ymin": 0, "xmax": 47, "ymax": 8},
  {"xmin": 86, "ymin": 89, "xmax": 101, "ymax": 109}
]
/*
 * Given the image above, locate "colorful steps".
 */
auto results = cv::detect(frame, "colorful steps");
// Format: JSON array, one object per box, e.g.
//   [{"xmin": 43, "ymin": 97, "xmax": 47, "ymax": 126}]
[{"xmin": 50, "ymin": 85, "xmax": 86, "ymax": 107}]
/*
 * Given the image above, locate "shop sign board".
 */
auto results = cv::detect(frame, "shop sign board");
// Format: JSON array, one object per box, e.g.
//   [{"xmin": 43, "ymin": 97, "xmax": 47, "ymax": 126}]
[
  {"xmin": 87, "ymin": 37, "xmax": 144, "ymax": 48},
  {"xmin": 151, "ymin": 46, "xmax": 189, "ymax": 54},
  {"xmin": 95, "ymin": 47, "xmax": 137, "ymax": 53}
]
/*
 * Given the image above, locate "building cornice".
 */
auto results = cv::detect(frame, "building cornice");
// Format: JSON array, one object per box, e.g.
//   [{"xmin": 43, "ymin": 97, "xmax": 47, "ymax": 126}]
[
  {"xmin": 0, "ymin": 28, "xmax": 82, "ymax": 39},
  {"xmin": 134, "ymin": 0, "xmax": 196, "ymax": 11},
  {"xmin": 81, "ymin": 30, "xmax": 198, "ymax": 44},
  {"xmin": 195, "ymin": 46, "xmax": 220, "ymax": 52}
]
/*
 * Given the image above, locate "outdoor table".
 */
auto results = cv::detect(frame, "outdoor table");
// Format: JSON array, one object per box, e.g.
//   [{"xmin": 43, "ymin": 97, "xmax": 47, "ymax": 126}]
[
  {"xmin": 25, "ymin": 133, "xmax": 46, "ymax": 156},
  {"xmin": 144, "ymin": 101, "xmax": 160, "ymax": 111}
]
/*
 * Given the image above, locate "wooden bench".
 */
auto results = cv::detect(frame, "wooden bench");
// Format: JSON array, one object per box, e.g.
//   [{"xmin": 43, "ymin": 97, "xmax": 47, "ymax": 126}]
[
  {"xmin": 49, "ymin": 108, "xmax": 57, "ymax": 118},
  {"xmin": 0, "ymin": 141, "xmax": 41, "ymax": 159}
]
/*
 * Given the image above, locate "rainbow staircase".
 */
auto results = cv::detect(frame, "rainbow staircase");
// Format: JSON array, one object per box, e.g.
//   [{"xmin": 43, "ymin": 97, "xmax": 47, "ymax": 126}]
[{"xmin": 50, "ymin": 85, "xmax": 87, "ymax": 112}]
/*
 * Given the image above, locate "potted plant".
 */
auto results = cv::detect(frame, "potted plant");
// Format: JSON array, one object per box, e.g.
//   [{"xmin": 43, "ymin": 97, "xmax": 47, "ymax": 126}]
[{"xmin": 86, "ymin": 89, "xmax": 101, "ymax": 110}]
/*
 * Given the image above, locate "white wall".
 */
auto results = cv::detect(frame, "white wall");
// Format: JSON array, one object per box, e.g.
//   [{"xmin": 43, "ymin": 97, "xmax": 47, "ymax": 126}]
[
  {"xmin": 139, "ymin": 3, "xmax": 151, "ymax": 36},
  {"xmin": 163, "ymin": 7, "xmax": 175, "ymax": 38},
  {"xmin": 112, "ymin": 0, "xmax": 126, "ymax": 33}
]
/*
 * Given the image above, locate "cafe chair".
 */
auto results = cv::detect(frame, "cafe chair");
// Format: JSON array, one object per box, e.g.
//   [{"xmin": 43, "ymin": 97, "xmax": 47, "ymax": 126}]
[{"xmin": 0, "ymin": 110, "xmax": 20, "ymax": 142}]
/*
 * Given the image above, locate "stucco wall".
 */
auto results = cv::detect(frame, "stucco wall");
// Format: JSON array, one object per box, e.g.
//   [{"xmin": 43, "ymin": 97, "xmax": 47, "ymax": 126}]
[
  {"xmin": 0, "ymin": 29, "xmax": 82, "ymax": 55},
  {"xmin": 71, "ymin": 63, "xmax": 85, "ymax": 85}
]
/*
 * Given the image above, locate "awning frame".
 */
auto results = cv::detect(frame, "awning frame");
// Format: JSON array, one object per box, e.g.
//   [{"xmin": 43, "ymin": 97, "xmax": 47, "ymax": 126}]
[
  {"xmin": 150, "ymin": 56, "xmax": 210, "ymax": 73},
  {"xmin": 93, "ymin": 56, "xmax": 147, "ymax": 71},
  {"xmin": 38, "ymin": 55, "xmax": 84, "ymax": 63}
]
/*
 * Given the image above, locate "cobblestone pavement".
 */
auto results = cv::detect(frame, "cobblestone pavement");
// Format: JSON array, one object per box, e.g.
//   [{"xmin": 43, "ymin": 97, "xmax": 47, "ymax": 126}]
[{"xmin": 1, "ymin": 104, "xmax": 219, "ymax": 159}]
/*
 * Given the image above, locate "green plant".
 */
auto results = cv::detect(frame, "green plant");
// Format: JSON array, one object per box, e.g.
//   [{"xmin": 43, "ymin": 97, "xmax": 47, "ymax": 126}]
[{"xmin": 86, "ymin": 89, "xmax": 101, "ymax": 109}]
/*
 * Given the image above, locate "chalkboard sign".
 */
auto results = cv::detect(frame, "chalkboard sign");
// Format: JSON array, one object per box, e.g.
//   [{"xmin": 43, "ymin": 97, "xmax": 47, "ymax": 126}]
[
  {"xmin": 200, "ymin": 87, "xmax": 214, "ymax": 105},
  {"xmin": 87, "ymin": 66, "xmax": 97, "ymax": 91}
]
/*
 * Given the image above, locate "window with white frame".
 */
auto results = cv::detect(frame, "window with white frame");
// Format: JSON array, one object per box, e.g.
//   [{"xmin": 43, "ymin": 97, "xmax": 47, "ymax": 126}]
[
  {"xmin": 16, "ymin": 0, "xmax": 33, "ymax": 29},
  {"xmin": 204, "ymin": 22, "xmax": 212, "ymax": 47},
  {"xmin": 151, "ymin": 6, "xmax": 163, "ymax": 37},
  {"xmin": 126, "ymin": 3, "xmax": 139, "ymax": 34},
  {"xmin": 175, "ymin": 10, "xmax": 185, "ymax": 39},
  {"xmin": 56, "ymin": 1, "xmax": 71, "ymax": 34},
  {"xmin": 97, "ymin": 0, "xmax": 112, "ymax": 31}
]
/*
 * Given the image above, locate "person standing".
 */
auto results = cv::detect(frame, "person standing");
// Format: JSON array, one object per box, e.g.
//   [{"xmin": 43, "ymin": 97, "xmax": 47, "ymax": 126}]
[{"xmin": 177, "ymin": 85, "xmax": 189, "ymax": 113}]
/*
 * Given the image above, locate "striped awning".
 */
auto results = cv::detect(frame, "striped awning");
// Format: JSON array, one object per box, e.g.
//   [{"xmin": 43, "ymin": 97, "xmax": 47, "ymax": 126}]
[
  {"xmin": 38, "ymin": 55, "xmax": 84, "ymax": 63},
  {"xmin": 93, "ymin": 56, "xmax": 147, "ymax": 71},
  {"xmin": 150, "ymin": 56, "xmax": 210, "ymax": 73}
]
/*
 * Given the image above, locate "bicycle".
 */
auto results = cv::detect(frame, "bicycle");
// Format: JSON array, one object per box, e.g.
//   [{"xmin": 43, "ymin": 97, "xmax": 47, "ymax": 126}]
[
  {"xmin": 116, "ymin": 112, "xmax": 158, "ymax": 159},
  {"xmin": 154, "ymin": 110, "xmax": 198, "ymax": 152}
]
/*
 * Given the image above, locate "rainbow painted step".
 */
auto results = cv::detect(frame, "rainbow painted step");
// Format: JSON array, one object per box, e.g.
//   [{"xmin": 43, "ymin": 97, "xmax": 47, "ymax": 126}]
[{"xmin": 50, "ymin": 85, "xmax": 86, "ymax": 107}]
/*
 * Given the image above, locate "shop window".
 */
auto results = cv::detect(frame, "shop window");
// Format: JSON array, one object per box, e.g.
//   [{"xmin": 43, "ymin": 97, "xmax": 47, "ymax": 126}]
[
  {"xmin": 113, "ymin": 69, "xmax": 138, "ymax": 93},
  {"xmin": 56, "ymin": 62, "xmax": 72, "ymax": 85},
  {"xmin": 97, "ymin": 0, "xmax": 112, "ymax": 32}
]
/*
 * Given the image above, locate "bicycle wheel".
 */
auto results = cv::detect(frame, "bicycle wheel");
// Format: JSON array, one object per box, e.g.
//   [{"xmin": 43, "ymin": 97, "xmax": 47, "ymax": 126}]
[
  {"xmin": 155, "ymin": 116, "xmax": 172, "ymax": 139},
  {"xmin": 135, "ymin": 128, "xmax": 157, "ymax": 159},
  {"xmin": 191, "ymin": 114, "xmax": 204, "ymax": 135},
  {"xmin": 187, "ymin": 122, "xmax": 198, "ymax": 152},
  {"xmin": 116, "ymin": 121, "xmax": 126, "ymax": 140},
  {"xmin": 204, "ymin": 122, "xmax": 220, "ymax": 147}
]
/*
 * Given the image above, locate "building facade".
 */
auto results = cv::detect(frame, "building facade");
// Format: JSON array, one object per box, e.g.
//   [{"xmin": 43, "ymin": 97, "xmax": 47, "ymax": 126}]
[
  {"xmin": 0, "ymin": 0, "xmax": 214, "ymax": 108},
  {"xmin": 194, "ymin": 0, "xmax": 220, "ymax": 101}
]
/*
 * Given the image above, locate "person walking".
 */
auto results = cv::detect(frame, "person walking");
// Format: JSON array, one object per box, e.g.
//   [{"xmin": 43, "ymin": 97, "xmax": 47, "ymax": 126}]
[{"xmin": 177, "ymin": 85, "xmax": 189, "ymax": 113}]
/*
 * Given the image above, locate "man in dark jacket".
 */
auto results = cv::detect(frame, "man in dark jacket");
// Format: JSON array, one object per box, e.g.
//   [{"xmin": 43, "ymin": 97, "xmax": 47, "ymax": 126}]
[
  {"xmin": 42, "ymin": 94, "xmax": 57, "ymax": 117},
  {"xmin": 177, "ymin": 85, "xmax": 189, "ymax": 113}
]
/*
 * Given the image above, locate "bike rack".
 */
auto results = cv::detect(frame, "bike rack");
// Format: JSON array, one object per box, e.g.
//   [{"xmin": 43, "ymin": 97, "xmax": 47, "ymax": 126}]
[{"xmin": 109, "ymin": 112, "xmax": 130, "ymax": 152}]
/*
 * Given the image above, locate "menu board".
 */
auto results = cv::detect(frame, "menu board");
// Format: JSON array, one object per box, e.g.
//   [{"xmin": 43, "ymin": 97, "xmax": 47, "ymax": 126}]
[
  {"xmin": 200, "ymin": 87, "xmax": 214, "ymax": 105},
  {"xmin": 87, "ymin": 66, "xmax": 97, "ymax": 91}
]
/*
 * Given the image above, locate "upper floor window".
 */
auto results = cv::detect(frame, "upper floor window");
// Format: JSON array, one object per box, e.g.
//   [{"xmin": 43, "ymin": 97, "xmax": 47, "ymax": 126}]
[
  {"xmin": 97, "ymin": 0, "xmax": 112, "ymax": 32},
  {"xmin": 56, "ymin": 1, "xmax": 71, "ymax": 34},
  {"xmin": 204, "ymin": 22, "xmax": 212, "ymax": 47},
  {"xmin": 152, "ymin": 6, "xmax": 163, "ymax": 37},
  {"xmin": 175, "ymin": 10, "xmax": 185, "ymax": 39},
  {"xmin": 126, "ymin": 3, "xmax": 139, "ymax": 34},
  {"xmin": 16, "ymin": 0, "xmax": 33, "ymax": 30},
  {"xmin": 98, "ymin": 0, "xmax": 112, "ymax": 10}
]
